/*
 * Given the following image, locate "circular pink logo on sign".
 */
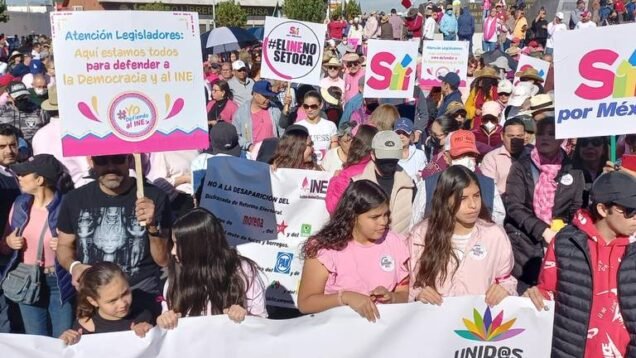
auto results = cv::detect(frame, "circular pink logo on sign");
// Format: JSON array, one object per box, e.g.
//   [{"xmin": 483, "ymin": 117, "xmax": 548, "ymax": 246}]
[{"xmin": 108, "ymin": 93, "xmax": 157, "ymax": 141}]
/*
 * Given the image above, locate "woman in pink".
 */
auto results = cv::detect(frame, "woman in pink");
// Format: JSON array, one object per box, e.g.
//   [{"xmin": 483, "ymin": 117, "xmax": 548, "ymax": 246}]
[
  {"xmin": 408, "ymin": 165, "xmax": 517, "ymax": 305},
  {"xmin": 206, "ymin": 79, "xmax": 238, "ymax": 127},
  {"xmin": 298, "ymin": 180, "xmax": 409, "ymax": 322},
  {"xmin": 325, "ymin": 124, "xmax": 378, "ymax": 214}
]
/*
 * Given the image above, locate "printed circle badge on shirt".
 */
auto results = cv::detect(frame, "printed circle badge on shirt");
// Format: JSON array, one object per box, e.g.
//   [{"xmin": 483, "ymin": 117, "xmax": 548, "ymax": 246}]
[
  {"xmin": 380, "ymin": 255, "xmax": 395, "ymax": 272},
  {"xmin": 560, "ymin": 174, "xmax": 574, "ymax": 186},
  {"xmin": 469, "ymin": 243, "xmax": 487, "ymax": 261}
]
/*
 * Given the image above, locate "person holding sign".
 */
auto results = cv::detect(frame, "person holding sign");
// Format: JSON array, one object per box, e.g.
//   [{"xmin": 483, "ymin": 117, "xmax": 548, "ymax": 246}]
[
  {"xmin": 56, "ymin": 154, "xmax": 172, "ymax": 318},
  {"xmin": 408, "ymin": 165, "xmax": 517, "ymax": 306},
  {"xmin": 296, "ymin": 91, "xmax": 337, "ymax": 165},
  {"xmin": 298, "ymin": 180, "xmax": 409, "ymax": 322}
]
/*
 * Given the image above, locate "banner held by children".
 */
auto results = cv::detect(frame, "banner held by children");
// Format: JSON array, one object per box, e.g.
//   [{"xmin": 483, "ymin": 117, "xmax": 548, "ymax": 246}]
[
  {"xmin": 200, "ymin": 157, "xmax": 330, "ymax": 308},
  {"xmin": 420, "ymin": 40, "xmax": 470, "ymax": 88},
  {"xmin": 261, "ymin": 16, "xmax": 326, "ymax": 87},
  {"xmin": 514, "ymin": 55, "xmax": 550, "ymax": 85},
  {"xmin": 554, "ymin": 23, "xmax": 636, "ymax": 139},
  {"xmin": 0, "ymin": 297, "xmax": 554, "ymax": 357},
  {"xmin": 363, "ymin": 39, "xmax": 419, "ymax": 99},
  {"xmin": 51, "ymin": 11, "xmax": 208, "ymax": 157}
]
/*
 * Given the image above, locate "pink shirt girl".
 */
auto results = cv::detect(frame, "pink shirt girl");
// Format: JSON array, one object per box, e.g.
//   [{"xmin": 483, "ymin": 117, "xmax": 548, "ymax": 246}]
[
  {"xmin": 317, "ymin": 230, "xmax": 409, "ymax": 295},
  {"xmin": 408, "ymin": 218, "xmax": 517, "ymax": 301}
]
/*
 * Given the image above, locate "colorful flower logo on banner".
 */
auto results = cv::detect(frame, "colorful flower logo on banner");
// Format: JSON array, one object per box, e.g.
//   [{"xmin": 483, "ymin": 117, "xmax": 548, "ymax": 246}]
[
  {"xmin": 454, "ymin": 307, "xmax": 525, "ymax": 342},
  {"xmin": 367, "ymin": 53, "xmax": 414, "ymax": 91},
  {"xmin": 576, "ymin": 49, "xmax": 636, "ymax": 100}
]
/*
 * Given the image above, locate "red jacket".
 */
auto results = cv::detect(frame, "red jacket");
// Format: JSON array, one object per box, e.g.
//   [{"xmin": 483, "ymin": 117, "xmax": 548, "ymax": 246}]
[
  {"xmin": 405, "ymin": 14, "xmax": 423, "ymax": 38},
  {"xmin": 537, "ymin": 209, "xmax": 632, "ymax": 358},
  {"xmin": 473, "ymin": 125, "xmax": 503, "ymax": 153},
  {"xmin": 327, "ymin": 20, "xmax": 346, "ymax": 39}
]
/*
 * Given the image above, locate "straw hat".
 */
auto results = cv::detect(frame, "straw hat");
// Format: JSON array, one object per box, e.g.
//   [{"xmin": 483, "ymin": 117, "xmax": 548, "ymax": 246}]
[
  {"xmin": 381, "ymin": 15, "xmax": 389, "ymax": 23},
  {"xmin": 515, "ymin": 67, "xmax": 544, "ymax": 82},
  {"xmin": 475, "ymin": 66, "xmax": 499, "ymax": 80},
  {"xmin": 505, "ymin": 47, "xmax": 520, "ymax": 56},
  {"xmin": 323, "ymin": 57, "xmax": 342, "ymax": 68},
  {"xmin": 41, "ymin": 86, "xmax": 58, "ymax": 111},
  {"xmin": 342, "ymin": 52, "xmax": 360, "ymax": 63},
  {"xmin": 445, "ymin": 101, "xmax": 467, "ymax": 116},
  {"xmin": 529, "ymin": 94, "xmax": 554, "ymax": 114},
  {"xmin": 474, "ymin": 48, "xmax": 485, "ymax": 57}
]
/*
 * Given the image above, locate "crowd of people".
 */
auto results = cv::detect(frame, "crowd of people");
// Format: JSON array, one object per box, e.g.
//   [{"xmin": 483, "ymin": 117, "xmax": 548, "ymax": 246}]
[{"xmin": 0, "ymin": 0, "xmax": 635, "ymax": 356}]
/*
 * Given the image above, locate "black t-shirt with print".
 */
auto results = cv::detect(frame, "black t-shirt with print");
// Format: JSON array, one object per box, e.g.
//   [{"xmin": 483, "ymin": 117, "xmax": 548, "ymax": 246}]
[
  {"xmin": 57, "ymin": 180, "xmax": 172, "ymax": 293},
  {"xmin": 72, "ymin": 307, "xmax": 153, "ymax": 334}
]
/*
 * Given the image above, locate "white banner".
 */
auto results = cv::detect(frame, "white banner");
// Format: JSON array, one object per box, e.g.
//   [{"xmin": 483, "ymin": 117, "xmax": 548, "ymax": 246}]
[
  {"xmin": 199, "ymin": 157, "xmax": 330, "ymax": 307},
  {"xmin": 554, "ymin": 23, "xmax": 636, "ymax": 139},
  {"xmin": 363, "ymin": 39, "xmax": 419, "ymax": 99},
  {"xmin": 514, "ymin": 55, "xmax": 550, "ymax": 85},
  {"xmin": 261, "ymin": 17, "xmax": 326, "ymax": 86},
  {"xmin": 50, "ymin": 11, "xmax": 208, "ymax": 156},
  {"xmin": 0, "ymin": 297, "xmax": 554, "ymax": 358},
  {"xmin": 420, "ymin": 40, "xmax": 470, "ymax": 88}
]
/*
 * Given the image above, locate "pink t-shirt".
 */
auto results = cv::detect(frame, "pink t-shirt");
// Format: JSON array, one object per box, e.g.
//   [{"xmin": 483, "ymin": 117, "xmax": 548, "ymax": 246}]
[
  {"xmin": 251, "ymin": 109, "xmax": 275, "ymax": 144},
  {"xmin": 344, "ymin": 69, "xmax": 365, "ymax": 103},
  {"xmin": 9, "ymin": 206, "xmax": 56, "ymax": 267},
  {"xmin": 317, "ymin": 231, "xmax": 409, "ymax": 295}
]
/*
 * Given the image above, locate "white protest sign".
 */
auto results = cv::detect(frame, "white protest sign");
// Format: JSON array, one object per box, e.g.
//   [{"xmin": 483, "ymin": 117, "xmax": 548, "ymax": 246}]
[
  {"xmin": 420, "ymin": 40, "xmax": 470, "ymax": 88},
  {"xmin": 261, "ymin": 17, "xmax": 326, "ymax": 86},
  {"xmin": 554, "ymin": 23, "xmax": 636, "ymax": 139},
  {"xmin": 50, "ymin": 11, "xmax": 208, "ymax": 156},
  {"xmin": 514, "ymin": 54, "xmax": 550, "ymax": 85},
  {"xmin": 0, "ymin": 297, "xmax": 554, "ymax": 357},
  {"xmin": 363, "ymin": 39, "xmax": 419, "ymax": 99},
  {"xmin": 199, "ymin": 157, "xmax": 330, "ymax": 308}
]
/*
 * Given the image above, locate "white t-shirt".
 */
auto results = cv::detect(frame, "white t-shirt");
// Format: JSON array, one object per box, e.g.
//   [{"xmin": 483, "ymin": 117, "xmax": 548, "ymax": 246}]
[
  {"xmin": 398, "ymin": 145, "xmax": 428, "ymax": 183},
  {"xmin": 423, "ymin": 17, "xmax": 436, "ymax": 40},
  {"xmin": 320, "ymin": 76, "xmax": 345, "ymax": 92},
  {"xmin": 575, "ymin": 21, "xmax": 597, "ymax": 30},
  {"xmin": 297, "ymin": 118, "xmax": 337, "ymax": 164},
  {"xmin": 322, "ymin": 147, "xmax": 345, "ymax": 173},
  {"xmin": 546, "ymin": 22, "xmax": 567, "ymax": 49}
]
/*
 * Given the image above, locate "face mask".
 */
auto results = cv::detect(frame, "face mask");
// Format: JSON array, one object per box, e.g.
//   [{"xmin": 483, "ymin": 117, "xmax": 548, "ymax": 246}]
[
  {"xmin": 483, "ymin": 121, "xmax": 496, "ymax": 133},
  {"xmin": 375, "ymin": 159, "xmax": 399, "ymax": 177},
  {"xmin": 34, "ymin": 88, "xmax": 47, "ymax": 96},
  {"xmin": 509, "ymin": 137, "xmax": 525, "ymax": 156},
  {"xmin": 451, "ymin": 157, "xmax": 476, "ymax": 172},
  {"xmin": 429, "ymin": 136, "xmax": 442, "ymax": 148},
  {"xmin": 40, "ymin": 51, "xmax": 49, "ymax": 58}
]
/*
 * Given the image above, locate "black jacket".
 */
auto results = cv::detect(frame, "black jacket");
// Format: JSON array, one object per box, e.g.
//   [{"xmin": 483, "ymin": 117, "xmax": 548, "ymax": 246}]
[
  {"xmin": 503, "ymin": 152, "xmax": 584, "ymax": 288},
  {"xmin": 551, "ymin": 225, "xmax": 636, "ymax": 358}
]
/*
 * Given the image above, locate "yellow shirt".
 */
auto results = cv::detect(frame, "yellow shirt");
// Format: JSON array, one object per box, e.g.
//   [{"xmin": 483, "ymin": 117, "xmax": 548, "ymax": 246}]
[{"xmin": 513, "ymin": 17, "xmax": 527, "ymax": 39}]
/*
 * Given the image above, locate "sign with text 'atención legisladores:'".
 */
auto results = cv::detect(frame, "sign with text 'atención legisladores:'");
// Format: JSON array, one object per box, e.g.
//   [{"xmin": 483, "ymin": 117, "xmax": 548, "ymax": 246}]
[
  {"xmin": 50, "ymin": 11, "xmax": 208, "ymax": 157},
  {"xmin": 261, "ymin": 16, "xmax": 326, "ymax": 87}
]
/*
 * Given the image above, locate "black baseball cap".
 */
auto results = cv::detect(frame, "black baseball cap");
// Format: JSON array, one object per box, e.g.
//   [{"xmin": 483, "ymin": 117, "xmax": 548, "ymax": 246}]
[
  {"xmin": 591, "ymin": 171, "xmax": 636, "ymax": 208},
  {"xmin": 210, "ymin": 121, "xmax": 240, "ymax": 157},
  {"xmin": 12, "ymin": 154, "xmax": 63, "ymax": 184}
]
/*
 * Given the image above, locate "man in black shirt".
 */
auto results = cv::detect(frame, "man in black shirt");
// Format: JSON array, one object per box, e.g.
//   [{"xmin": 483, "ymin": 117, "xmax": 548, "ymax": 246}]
[{"xmin": 56, "ymin": 154, "xmax": 172, "ymax": 317}]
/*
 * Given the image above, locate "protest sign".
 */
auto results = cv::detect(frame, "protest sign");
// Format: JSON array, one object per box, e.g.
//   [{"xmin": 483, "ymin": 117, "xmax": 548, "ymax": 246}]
[
  {"xmin": 199, "ymin": 157, "xmax": 330, "ymax": 307},
  {"xmin": 0, "ymin": 297, "xmax": 554, "ymax": 357},
  {"xmin": 554, "ymin": 23, "xmax": 636, "ymax": 139},
  {"xmin": 514, "ymin": 55, "xmax": 550, "ymax": 85},
  {"xmin": 50, "ymin": 11, "xmax": 208, "ymax": 157},
  {"xmin": 261, "ymin": 16, "xmax": 326, "ymax": 86},
  {"xmin": 420, "ymin": 40, "xmax": 470, "ymax": 88},
  {"xmin": 363, "ymin": 39, "xmax": 419, "ymax": 99}
]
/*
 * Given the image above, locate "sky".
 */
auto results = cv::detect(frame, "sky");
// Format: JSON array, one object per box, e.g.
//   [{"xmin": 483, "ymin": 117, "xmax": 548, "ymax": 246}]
[{"xmin": 357, "ymin": 0, "xmax": 412, "ymax": 14}]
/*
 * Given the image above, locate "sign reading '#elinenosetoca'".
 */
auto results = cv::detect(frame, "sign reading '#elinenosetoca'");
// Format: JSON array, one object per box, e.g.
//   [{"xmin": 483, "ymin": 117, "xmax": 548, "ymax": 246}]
[
  {"xmin": 261, "ymin": 16, "xmax": 326, "ymax": 87},
  {"xmin": 51, "ymin": 11, "xmax": 208, "ymax": 156}
]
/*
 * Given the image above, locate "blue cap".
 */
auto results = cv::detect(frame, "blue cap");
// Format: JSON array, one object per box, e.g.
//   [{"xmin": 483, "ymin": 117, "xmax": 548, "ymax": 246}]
[
  {"xmin": 253, "ymin": 80, "xmax": 278, "ymax": 98},
  {"xmin": 438, "ymin": 72, "xmax": 461, "ymax": 88},
  {"xmin": 394, "ymin": 117, "xmax": 413, "ymax": 135}
]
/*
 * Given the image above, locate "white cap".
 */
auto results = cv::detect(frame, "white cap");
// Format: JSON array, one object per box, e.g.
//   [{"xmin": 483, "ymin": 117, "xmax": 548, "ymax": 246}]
[
  {"xmin": 232, "ymin": 60, "xmax": 247, "ymax": 71},
  {"xmin": 497, "ymin": 79, "xmax": 513, "ymax": 94},
  {"xmin": 556, "ymin": 12, "xmax": 564, "ymax": 20}
]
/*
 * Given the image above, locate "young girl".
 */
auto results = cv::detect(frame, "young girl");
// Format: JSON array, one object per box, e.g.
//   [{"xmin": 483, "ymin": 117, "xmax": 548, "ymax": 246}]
[
  {"xmin": 409, "ymin": 165, "xmax": 517, "ymax": 306},
  {"xmin": 298, "ymin": 180, "xmax": 409, "ymax": 322},
  {"xmin": 58, "ymin": 262, "xmax": 154, "ymax": 345},
  {"xmin": 156, "ymin": 208, "xmax": 266, "ymax": 329}
]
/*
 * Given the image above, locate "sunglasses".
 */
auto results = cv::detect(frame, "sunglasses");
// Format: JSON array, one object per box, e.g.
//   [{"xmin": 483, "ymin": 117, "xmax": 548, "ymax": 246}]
[
  {"xmin": 579, "ymin": 138, "xmax": 604, "ymax": 147},
  {"xmin": 236, "ymin": 68, "xmax": 247, "ymax": 72},
  {"xmin": 613, "ymin": 206, "xmax": 636, "ymax": 219},
  {"xmin": 328, "ymin": 66, "xmax": 340, "ymax": 70},
  {"xmin": 302, "ymin": 104, "xmax": 320, "ymax": 110},
  {"xmin": 93, "ymin": 155, "xmax": 128, "ymax": 166},
  {"xmin": 498, "ymin": 92, "xmax": 511, "ymax": 97},
  {"xmin": 345, "ymin": 61, "xmax": 359, "ymax": 67}
]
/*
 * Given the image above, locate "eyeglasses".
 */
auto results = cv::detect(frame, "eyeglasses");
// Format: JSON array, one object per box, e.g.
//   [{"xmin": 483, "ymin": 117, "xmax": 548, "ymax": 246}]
[
  {"xmin": 498, "ymin": 92, "xmax": 511, "ymax": 97},
  {"xmin": 579, "ymin": 138, "xmax": 604, "ymax": 147},
  {"xmin": 236, "ymin": 68, "xmax": 247, "ymax": 72},
  {"xmin": 302, "ymin": 104, "xmax": 320, "ymax": 110},
  {"xmin": 613, "ymin": 206, "xmax": 636, "ymax": 219},
  {"xmin": 345, "ymin": 61, "xmax": 359, "ymax": 67},
  {"xmin": 328, "ymin": 66, "xmax": 340, "ymax": 70},
  {"xmin": 93, "ymin": 155, "xmax": 128, "ymax": 166}
]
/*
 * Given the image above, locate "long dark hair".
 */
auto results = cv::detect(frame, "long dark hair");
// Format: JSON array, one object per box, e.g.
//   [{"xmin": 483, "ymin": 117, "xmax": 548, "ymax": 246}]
[
  {"xmin": 214, "ymin": 79, "xmax": 233, "ymax": 100},
  {"xmin": 269, "ymin": 129, "xmax": 316, "ymax": 170},
  {"xmin": 166, "ymin": 208, "xmax": 259, "ymax": 316},
  {"xmin": 479, "ymin": 77, "xmax": 498, "ymax": 100},
  {"xmin": 344, "ymin": 124, "xmax": 378, "ymax": 168},
  {"xmin": 414, "ymin": 166, "xmax": 492, "ymax": 290},
  {"xmin": 572, "ymin": 136, "xmax": 609, "ymax": 175},
  {"xmin": 303, "ymin": 180, "xmax": 389, "ymax": 258},
  {"xmin": 77, "ymin": 262, "xmax": 127, "ymax": 319}
]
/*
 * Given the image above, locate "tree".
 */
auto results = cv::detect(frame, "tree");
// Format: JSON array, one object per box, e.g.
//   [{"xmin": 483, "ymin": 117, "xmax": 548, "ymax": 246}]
[
  {"xmin": 0, "ymin": 1, "xmax": 9, "ymax": 23},
  {"xmin": 216, "ymin": 1, "xmax": 247, "ymax": 27},
  {"xmin": 283, "ymin": 0, "xmax": 327, "ymax": 23},
  {"xmin": 331, "ymin": 0, "xmax": 361, "ymax": 20}
]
